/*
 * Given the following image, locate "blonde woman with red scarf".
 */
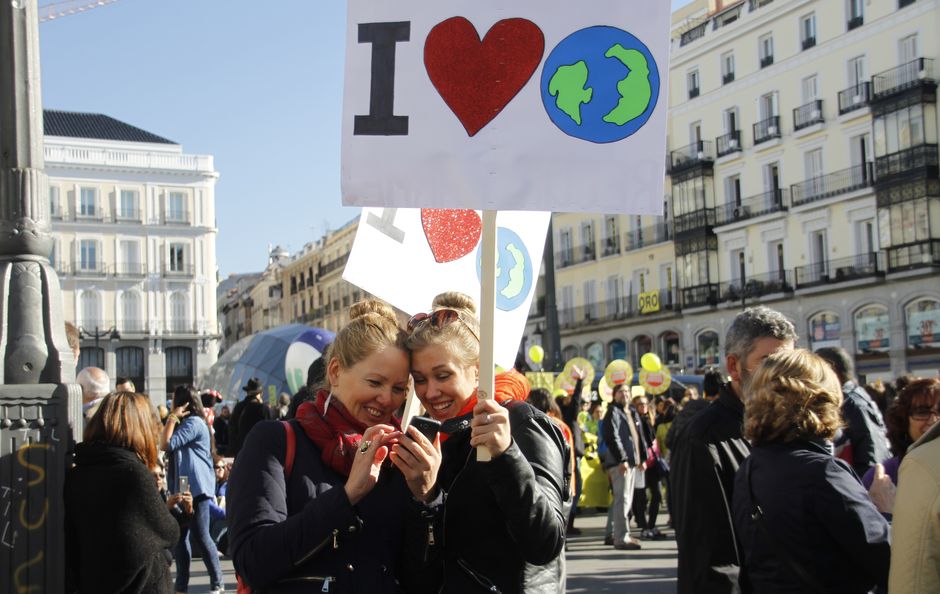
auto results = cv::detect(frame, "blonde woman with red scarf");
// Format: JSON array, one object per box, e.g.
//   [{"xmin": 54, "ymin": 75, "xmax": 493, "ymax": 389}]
[
  {"xmin": 226, "ymin": 300, "xmax": 442, "ymax": 594},
  {"xmin": 407, "ymin": 292, "xmax": 570, "ymax": 594}
]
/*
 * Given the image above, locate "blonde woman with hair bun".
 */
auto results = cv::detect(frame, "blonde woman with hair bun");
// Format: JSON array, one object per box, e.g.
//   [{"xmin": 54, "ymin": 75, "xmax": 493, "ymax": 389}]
[
  {"xmin": 227, "ymin": 299, "xmax": 441, "ymax": 594},
  {"xmin": 731, "ymin": 349, "xmax": 890, "ymax": 594},
  {"xmin": 407, "ymin": 291, "xmax": 569, "ymax": 593}
]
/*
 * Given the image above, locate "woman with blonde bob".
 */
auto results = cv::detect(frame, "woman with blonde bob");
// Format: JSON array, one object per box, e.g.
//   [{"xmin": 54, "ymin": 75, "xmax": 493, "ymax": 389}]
[
  {"xmin": 731, "ymin": 349, "xmax": 890, "ymax": 594},
  {"xmin": 65, "ymin": 391, "xmax": 180, "ymax": 593}
]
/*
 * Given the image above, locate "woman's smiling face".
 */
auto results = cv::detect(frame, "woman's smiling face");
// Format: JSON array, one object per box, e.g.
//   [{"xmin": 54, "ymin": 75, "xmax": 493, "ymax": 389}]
[
  {"xmin": 328, "ymin": 346, "xmax": 410, "ymax": 426},
  {"xmin": 410, "ymin": 343, "xmax": 478, "ymax": 421}
]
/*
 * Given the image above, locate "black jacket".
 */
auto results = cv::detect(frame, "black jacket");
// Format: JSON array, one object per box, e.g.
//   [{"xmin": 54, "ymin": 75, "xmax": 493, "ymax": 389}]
[
  {"xmin": 65, "ymin": 443, "xmax": 180, "ymax": 594},
  {"xmin": 835, "ymin": 381, "xmax": 890, "ymax": 479},
  {"xmin": 601, "ymin": 401, "xmax": 639, "ymax": 468},
  {"xmin": 227, "ymin": 420, "xmax": 434, "ymax": 594},
  {"xmin": 230, "ymin": 397, "xmax": 273, "ymax": 458},
  {"xmin": 732, "ymin": 440, "xmax": 891, "ymax": 593},
  {"xmin": 665, "ymin": 398, "xmax": 709, "ymax": 453},
  {"xmin": 431, "ymin": 400, "xmax": 568, "ymax": 593},
  {"xmin": 671, "ymin": 384, "xmax": 751, "ymax": 594},
  {"xmin": 557, "ymin": 378, "xmax": 585, "ymax": 457}
]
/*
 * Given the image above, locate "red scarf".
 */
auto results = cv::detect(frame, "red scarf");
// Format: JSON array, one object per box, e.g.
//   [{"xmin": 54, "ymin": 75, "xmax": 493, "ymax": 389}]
[
  {"xmin": 439, "ymin": 371, "xmax": 530, "ymax": 442},
  {"xmin": 295, "ymin": 390, "xmax": 400, "ymax": 477}
]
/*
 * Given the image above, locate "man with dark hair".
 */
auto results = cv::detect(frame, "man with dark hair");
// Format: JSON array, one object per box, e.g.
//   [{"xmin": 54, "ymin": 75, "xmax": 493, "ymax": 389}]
[
  {"xmin": 702, "ymin": 368, "xmax": 723, "ymax": 401},
  {"xmin": 815, "ymin": 346, "xmax": 890, "ymax": 479},
  {"xmin": 287, "ymin": 358, "xmax": 327, "ymax": 420},
  {"xmin": 671, "ymin": 306, "xmax": 797, "ymax": 594},
  {"xmin": 115, "ymin": 377, "xmax": 136, "ymax": 393}
]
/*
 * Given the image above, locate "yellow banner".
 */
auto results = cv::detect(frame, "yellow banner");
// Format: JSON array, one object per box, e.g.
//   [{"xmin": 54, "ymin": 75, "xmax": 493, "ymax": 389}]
[{"xmin": 638, "ymin": 290, "xmax": 660, "ymax": 314}]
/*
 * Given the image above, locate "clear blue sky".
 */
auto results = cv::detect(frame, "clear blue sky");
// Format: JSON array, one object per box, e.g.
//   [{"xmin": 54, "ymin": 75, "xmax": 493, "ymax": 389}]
[{"xmin": 39, "ymin": 0, "xmax": 693, "ymax": 276}]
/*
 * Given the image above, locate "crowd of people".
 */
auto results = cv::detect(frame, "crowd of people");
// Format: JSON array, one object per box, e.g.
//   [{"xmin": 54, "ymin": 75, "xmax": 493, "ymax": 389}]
[{"xmin": 62, "ymin": 299, "xmax": 940, "ymax": 593}]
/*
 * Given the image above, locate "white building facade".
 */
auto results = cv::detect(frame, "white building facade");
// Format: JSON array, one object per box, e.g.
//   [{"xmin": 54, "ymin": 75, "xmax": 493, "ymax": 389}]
[{"xmin": 45, "ymin": 110, "xmax": 220, "ymax": 401}]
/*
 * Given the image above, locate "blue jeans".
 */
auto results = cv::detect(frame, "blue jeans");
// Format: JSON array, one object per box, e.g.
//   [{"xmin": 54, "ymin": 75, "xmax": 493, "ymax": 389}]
[{"xmin": 174, "ymin": 495, "xmax": 223, "ymax": 592}]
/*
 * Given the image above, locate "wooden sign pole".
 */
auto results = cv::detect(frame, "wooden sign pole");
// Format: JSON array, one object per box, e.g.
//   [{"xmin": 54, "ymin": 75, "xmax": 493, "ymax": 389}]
[{"xmin": 477, "ymin": 209, "xmax": 498, "ymax": 462}]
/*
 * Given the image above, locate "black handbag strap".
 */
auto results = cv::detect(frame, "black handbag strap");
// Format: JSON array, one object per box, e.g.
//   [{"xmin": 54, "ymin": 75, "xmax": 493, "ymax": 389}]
[{"xmin": 746, "ymin": 462, "xmax": 829, "ymax": 594}]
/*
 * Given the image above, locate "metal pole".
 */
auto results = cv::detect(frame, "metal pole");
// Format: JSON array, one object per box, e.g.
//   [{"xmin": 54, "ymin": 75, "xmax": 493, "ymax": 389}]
[
  {"xmin": 542, "ymin": 216, "xmax": 563, "ymax": 372},
  {"xmin": 0, "ymin": 2, "xmax": 82, "ymax": 591}
]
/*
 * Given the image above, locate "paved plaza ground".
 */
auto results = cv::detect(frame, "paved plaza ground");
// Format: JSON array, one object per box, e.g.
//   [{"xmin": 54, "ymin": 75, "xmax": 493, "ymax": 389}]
[{"xmin": 182, "ymin": 508, "xmax": 678, "ymax": 593}]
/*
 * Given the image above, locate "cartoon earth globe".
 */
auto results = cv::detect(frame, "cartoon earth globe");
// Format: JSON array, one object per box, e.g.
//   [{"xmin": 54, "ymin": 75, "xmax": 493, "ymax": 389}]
[
  {"xmin": 540, "ymin": 26, "xmax": 660, "ymax": 143},
  {"xmin": 476, "ymin": 227, "xmax": 533, "ymax": 311}
]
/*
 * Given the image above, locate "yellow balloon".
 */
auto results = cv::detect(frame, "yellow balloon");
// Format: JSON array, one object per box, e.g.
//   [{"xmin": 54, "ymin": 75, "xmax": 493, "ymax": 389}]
[
  {"xmin": 640, "ymin": 352, "xmax": 663, "ymax": 373},
  {"xmin": 528, "ymin": 344, "xmax": 545, "ymax": 365},
  {"xmin": 597, "ymin": 376, "xmax": 613, "ymax": 402},
  {"xmin": 639, "ymin": 367, "xmax": 672, "ymax": 395},
  {"xmin": 604, "ymin": 359, "xmax": 633, "ymax": 387}
]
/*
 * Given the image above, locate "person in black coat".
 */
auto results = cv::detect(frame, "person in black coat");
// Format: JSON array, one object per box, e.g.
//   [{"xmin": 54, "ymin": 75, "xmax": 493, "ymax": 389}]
[
  {"xmin": 230, "ymin": 377, "xmax": 273, "ymax": 458},
  {"xmin": 65, "ymin": 392, "xmax": 180, "ymax": 594},
  {"xmin": 601, "ymin": 383, "xmax": 642, "ymax": 549},
  {"xmin": 670, "ymin": 306, "xmax": 797, "ymax": 594},
  {"xmin": 732, "ymin": 349, "xmax": 890, "ymax": 593},
  {"xmin": 407, "ymin": 292, "xmax": 569, "ymax": 593},
  {"xmin": 227, "ymin": 301, "xmax": 441, "ymax": 593},
  {"xmin": 556, "ymin": 372, "xmax": 586, "ymax": 534}
]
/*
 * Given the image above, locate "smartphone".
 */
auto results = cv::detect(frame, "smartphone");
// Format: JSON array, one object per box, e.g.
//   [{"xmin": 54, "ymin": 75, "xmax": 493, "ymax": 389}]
[
  {"xmin": 178, "ymin": 475, "xmax": 189, "ymax": 494},
  {"xmin": 409, "ymin": 416, "xmax": 442, "ymax": 442}
]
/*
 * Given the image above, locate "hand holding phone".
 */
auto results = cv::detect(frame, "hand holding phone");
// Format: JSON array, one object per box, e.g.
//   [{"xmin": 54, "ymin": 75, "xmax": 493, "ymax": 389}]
[
  {"xmin": 178, "ymin": 475, "xmax": 189, "ymax": 494},
  {"xmin": 409, "ymin": 416, "xmax": 442, "ymax": 442}
]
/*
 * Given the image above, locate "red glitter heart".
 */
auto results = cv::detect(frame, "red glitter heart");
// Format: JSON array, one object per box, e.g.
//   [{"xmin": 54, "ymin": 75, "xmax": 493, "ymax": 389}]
[
  {"xmin": 424, "ymin": 17, "xmax": 545, "ymax": 137},
  {"xmin": 421, "ymin": 209, "xmax": 482, "ymax": 263}
]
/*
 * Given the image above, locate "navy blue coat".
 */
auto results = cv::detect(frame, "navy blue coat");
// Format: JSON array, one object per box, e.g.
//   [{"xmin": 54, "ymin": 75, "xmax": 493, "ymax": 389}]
[
  {"xmin": 732, "ymin": 439, "xmax": 890, "ymax": 594},
  {"xmin": 226, "ymin": 420, "xmax": 434, "ymax": 593}
]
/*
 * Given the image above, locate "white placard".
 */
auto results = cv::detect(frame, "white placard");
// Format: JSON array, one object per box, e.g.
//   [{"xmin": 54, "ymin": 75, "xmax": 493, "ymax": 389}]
[
  {"xmin": 342, "ymin": 0, "xmax": 669, "ymax": 214},
  {"xmin": 343, "ymin": 207, "xmax": 549, "ymax": 368}
]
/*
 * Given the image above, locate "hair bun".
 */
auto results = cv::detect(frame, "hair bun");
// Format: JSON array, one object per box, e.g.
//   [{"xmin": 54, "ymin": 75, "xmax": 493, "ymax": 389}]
[
  {"xmin": 349, "ymin": 299, "xmax": 398, "ymax": 326},
  {"xmin": 432, "ymin": 291, "xmax": 477, "ymax": 316}
]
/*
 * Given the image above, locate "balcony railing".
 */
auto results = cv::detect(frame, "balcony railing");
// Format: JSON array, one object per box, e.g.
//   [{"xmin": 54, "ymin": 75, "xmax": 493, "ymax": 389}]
[
  {"xmin": 794, "ymin": 100, "xmax": 824, "ymax": 130},
  {"xmin": 75, "ymin": 209, "xmax": 104, "ymax": 221},
  {"xmin": 760, "ymin": 55, "xmax": 774, "ymax": 69},
  {"xmin": 168, "ymin": 320, "xmax": 195, "ymax": 334},
  {"xmin": 601, "ymin": 235, "xmax": 621, "ymax": 257},
  {"xmin": 801, "ymin": 36, "xmax": 816, "ymax": 51},
  {"xmin": 120, "ymin": 319, "xmax": 147, "ymax": 333},
  {"xmin": 166, "ymin": 210, "xmax": 191, "ymax": 224},
  {"xmin": 680, "ymin": 22, "xmax": 706, "ymax": 47},
  {"xmin": 318, "ymin": 253, "xmax": 349, "ymax": 277},
  {"xmin": 681, "ymin": 283, "xmax": 718, "ymax": 309},
  {"xmin": 624, "ymin": 222, "xmax": 672, "ymax": 251},
  {"xmin": 753, "ymin": 116, "xmax": 781, "ymax": 145},
  {"xmin": 875, "ymin": 144, "xmax": 939, "ymax": 180},
  {"xmin": 73, "ymin": 261, "xmax": 107, "ymax": 277},
  {"xmin": 577, "ymin": 242, "xmax": 597, "ymax": 264},
  {"xmin": 899, "ymin": 0, "xmax": 916, "ymax": 8},
  {"xmin": 723, "ymin": 72, "xmax": 735, "ymax": 85},
  {"xmin": 847, "ymin": 15, "xmax": 864, "ymax": 30},
  {"xmin": 114, "ymin": 262, "xmax": 147, "ymax": 277},
  {"xmin": 669, "ymin": 140, "xmax": 715, "ymax": 173},
  {"xmin": 791, "ymin": 163, "xmax": 873, "ymax": 206},
  {"xmin": 886, "ymin": 240, "xmax": 940, "ymax": 273},
  {"xmin": 689, "ymin": 87, "xmax": 700, "ymax": 99},
  {"xmin": 116, "ymin": 209, "xmax": 141, "ymax": 222},
  {"xmin": 838, "ymin": 82, "xmax": 871, "ymax": 115},
  {"xmin": 716, "ymin": 189, "xmax": 788, "ymax": 225},
  {"xmin": 716, "ymin": 131, "xmax": 742, "ymax": 157},
  {"xmin": 718, "ymin": 270, "xmax": 793, "ymax": 303},
  {"xmin": 873, "ymin": 58, "xmax": 935, "ymax": 100},
  {"xmin": 674, "ymin": 208, "xmax": 716, "ymax": 235},
  {"xmin": 749, "ymin": 0, "xmax": 774, "ymax": 11},
  {"xmin": 794, "ymin": 252, "xmax": 882, "ymax": 289},
  {"xmin": 556, "ymin": 248, "xmax": 575, "ymax": 268},
  {"xmin": 163, "ymin": 264, "xmax": 195, "ymax": 277}
]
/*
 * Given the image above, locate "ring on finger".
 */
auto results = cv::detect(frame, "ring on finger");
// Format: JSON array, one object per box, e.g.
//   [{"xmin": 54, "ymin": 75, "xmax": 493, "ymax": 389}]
[
  {"xmin": 483, "ymin": 413, "xmax": 491, "ymax": 424},
  {"xmin": 359, "ymin": 440, "xmax": 372, "ymax": 454}
]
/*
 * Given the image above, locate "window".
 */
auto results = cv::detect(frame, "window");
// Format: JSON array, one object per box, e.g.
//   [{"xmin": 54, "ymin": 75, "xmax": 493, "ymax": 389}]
[
  {"xmin": 49, "ymin": 186, "xmax": 60, "ymax": 218},
  {"xmin": 170, "ymin": 292, "xmax": 189, "ymax": 333},
  {"xmin": 811, "ymin": 230, "xmax": 828, "ymax": 278},
  {"xmin": 725, "ymin": 175, "xmax": 742, "ymax": 206},
  {"xmin": 847, "ymin": 0, "xmax": 864, "ymax": 29},
  {"xmin": 79, "ymin": 187, "xmax": 97, "ymax": 218},
  {"xmin": 800, "ymin": 14, "xmax": 816, "ymax": 50},
  {"xmin": 167, "ymin": 191, "xmax": 187, "ymax": 223},
  {"xmin": 759, "ymin": 34, "xmax": 774, "ymax": 68},
  {"xmin": 881, "ymin": 198, "xmax": 930, "ymax": 247},
  {"xmin": 581, "ymin": 221, "xmax": 595, "ymax": 257},
  {"xmin": 848, "ymin": 56, "xmax": 866, "ymax": 89},
  {"xmin": 678, "ymin": 250, "xmax": 710, "ymax": 288},
  {"xmin": 856, "ymin": 218, "xmax": 876, "ymax": 255},
  {"xmin": 724, "ymin": 108, "xmax": 739, "ymax": 134},
  {"xmin": 80, "ymin": 290, "xmax": 100, "ymax": 328},
  {"xmin": 559, "ymin": 228, "xmax": 573, "ymax": 266},
  {"xmin": 121, "ymin": 291, "xmax": 141, "ymax": 332},
  {"xmin": 603, "ymin": 216, "xmax": 619, "ymax": 255},
  {"xmin": 690, "ymin": 121, "xmax": 702, "ymax": 145},
  {"xmin": 850, "ymin": 133, "xmax": 872, "ymax": 168},
  {"xmin": 562, "ymin": 345, "xmax": 579, "ymax": 361},
  {"xmin": 585, "ymin": 342, "xmax": 605, "ymax": 371},
  {"xmin": 119, "ymin": 190, "xmax": 139, "ymax": 220},
  {"xmin": 661, "ymin": 332, "xmax": 681, "ymax": 365},
  {"xmin": 899, "ymin": 34, "xmax": 918, "ymax": 64},
  {"xmin": 809, "ymin": 311, "xmax": 842, "ymax": 350},
  {"xmin": 607, "ymin": 275, "xmax": 622, "ymax": 316},
  {"xmin": 169, "ymin": 242, "xmax": 186, "ymax": 273},
  {"xmin": 802, "ymin": 75, "xmax": 819, "ymax": 103},
  {"xmin": 730, "ymin": 249, "xmax": 745, "ymax": 282},
  {"xmin": 768, "ymin": 241, "xmax": 785, "ymax": 275},
  {"xmin": 608, "ymin": 339, "xmax": 627, "ymax": 362},
  {"xmin": 560, "ymin": 285, "xmax": 574, "ymax": 326},
  {"xmin": 873, "ymin": 103, "xmax": 933, "ymax": 156},
  {"xmin": 855, "ymin": 305, "xmax": 890, "ymax": 353},
  {"xmin": 584, "ymin": 280, "xmax": 598, "ymax": 319},
  {"xmin": 120, "ymin": 240, "xmax": 141, "ymax": 275},
  {"xmin": 721, "ymin": 52, "xmax": 735, "ymax": 84},
  {"xmin": 804, "ymin": 149, "xmax": 824, "ymax": 186},
  {"xmin": 759, "ymin": 92, "xmax": 779, "ymax": 120},
  {"xmin": 906, "ymin": 299, "xmax": 940, "ymax": 349},
  {"xmin": 116, "ymin": 347, "xmax": 145, "ymax": 391},
  {"xmin": 79, "ymin": 239, "xmax": 98, "ymax": 271},
  {"xmin": 697, "ymin": 330, "xmax": 720, "ymax": 368},
  {"xmin": 632, "ymin": 335, "xmax": 652, "ymax": 368},
  {"xmin": 687, "ymin": 69, "xmax": 700, "ymax": 99},
  {"xmin": 764, "ymin": 162, "xmax": 781, "ymax": 192},
  {"xmin": 165, "ymin": 346, "xmax": 194, "ymax": 392}
]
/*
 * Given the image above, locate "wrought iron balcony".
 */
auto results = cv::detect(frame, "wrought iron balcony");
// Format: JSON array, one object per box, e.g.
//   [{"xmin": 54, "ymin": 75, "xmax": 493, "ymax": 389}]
[
  {"xmin": 760, "ymin": 55, "xmax": 774, "ymax": 69},
  {"xmin": 555, "ymin": 248, "xmax": 575, "ymax": 269},
  {"xmin": 169, "ymin": 320, "xmax": 195, "ymax": 334},
  {"xmin": 886, "ymin": 240, "xmax": 940, "ymax": 273},
  {"xmin": 872, "ymin": 58, "xmax": 935, "ymax": 100},
  {"xmin": 793, "ymin": 100, "xmax": 824, "ymax": 131},
  {"xmin": 753, "ymin": 116, "xmax": 780, "ymax": 145},
  {"xmin": 669, "ymin": 140, "xmax": 715, "ymax": 174},
  {"xmin": 73, "ymin": 261, "xmax": 107, "ymax": 277},
  {"xmin": 116, "ymin": 209, "xmax": 141, "ymax": 222},
  {"xmin": 120, "ymin": 319, "xmax": 147, "ymax": 333},
  {"xmin": 875, "ymin": 144, "xmax": 939, "ymax": 181},
  {"xmin": 790, "ymin": 163, "xmax": 873, "ymax": 206},
  {"xmin": 681, "ymin": 284, "xmax": 718, "ymax": 309},
  {"xmin": 163, "ymin": 264, "xmax": 195, "ymax": 277},
  {"xmin": 838, "ymin": 82, "xmax": 871, "ymax": 115},
  {"xmin": 624, "ymin": 222, "xmax": 672, "ymax": 251},
  {"xmin": 674, "ymin": 208, "xmax": 717, "ymax": 235},
  {"xmin": 716, "ymin": 189, "xmax": 788, "ymax": 225},
  {"xmin": 577, "ymin": 242, "xmax": 597, "ymax": 264},
  {"xmin": 115, "ymin": 262, "xmax": 146, "ymax": 277},
  {"xmin": 749, "ymin": 0, "xmax": 774, "ymax": 11},
  {"xmin": 794, "ymin": 252, "xmax": 882, "ymax": 289},
  {"xmin": 899, "ymin": 0, "xmax": 916, "ymax": 8},
  {"xmin": 75, "ymin": 209, "xmax": 104, "ymax": 222},
  {"xmin": 802, "ymin": 36, "xmax": 816, "ymax": 51},
  {"xmin": 318, "ymin": 253, "xmax": 349, "ymax": 277},
  {"xmin": 165, "ymin": 210, "xmax": 191, "ymax": 224},
  {"xmin": 716, "ymin": 131, "xmax": 742, "ymax": 157},
  {"xmin": 718, "ymin": 270, "xmax": 793, "ymax": 303},
  {"xmin": 723, "ymin": 72, "xmax": 735, "ymax": 85},
  {"xmin": 601, "ymin": 235, "xmax": 621, "ymax": 257},
  {"xmin": 847, "ymin": 15, "xmax": 864, "ymax": 30},
  {"xmin": 689, "ymin": 86, "xmax": 700, "ymax": 99},
  {"xmin": 680, "ymin": 22, "xmax": 706, "ymax": 47}
]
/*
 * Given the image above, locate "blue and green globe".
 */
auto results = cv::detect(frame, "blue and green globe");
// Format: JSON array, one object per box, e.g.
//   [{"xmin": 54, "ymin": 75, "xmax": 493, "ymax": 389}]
[
  {"xmin": 540, "ymin": 26, "xmax": 660, "ymax": 144},
  {"xmin": 476, "ymin": 227, "xmax": 533, "ymax": 312}
]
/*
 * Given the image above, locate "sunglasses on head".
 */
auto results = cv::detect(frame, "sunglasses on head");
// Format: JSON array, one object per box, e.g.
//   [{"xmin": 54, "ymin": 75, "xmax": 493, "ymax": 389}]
[{"xmin": 408, "ymin": 309, "xmax": 480, "ymax": 342}]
